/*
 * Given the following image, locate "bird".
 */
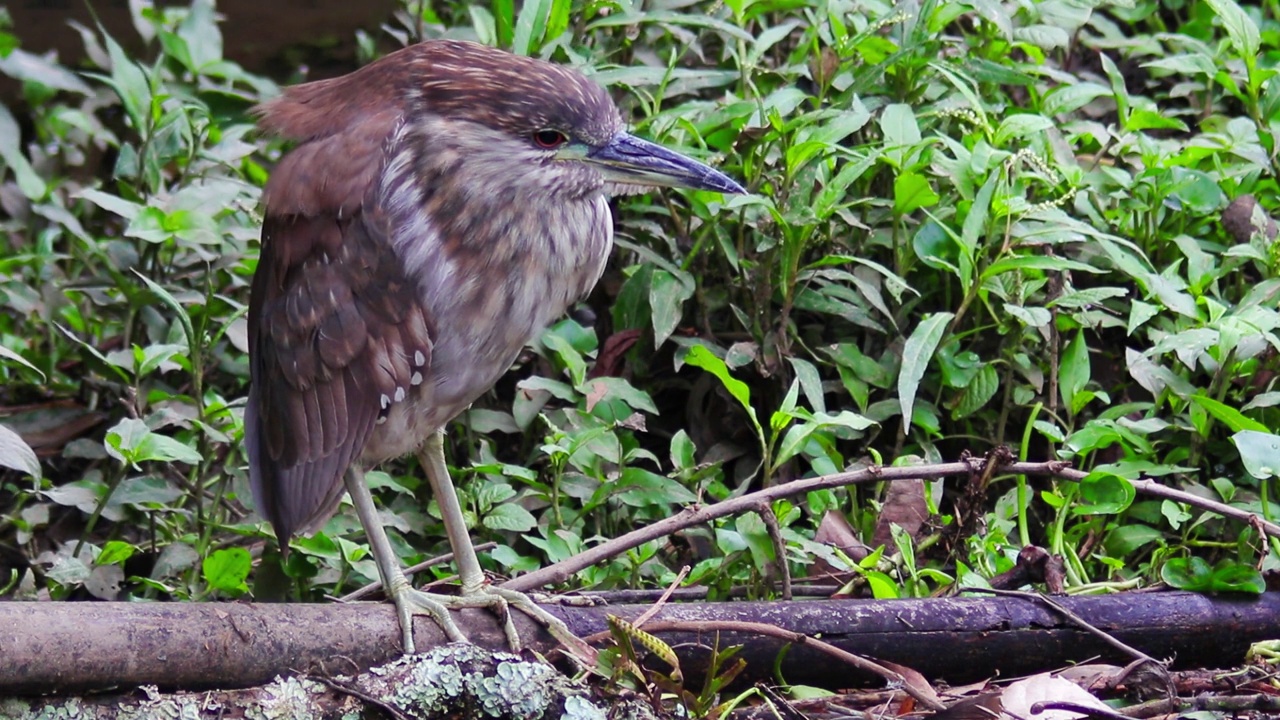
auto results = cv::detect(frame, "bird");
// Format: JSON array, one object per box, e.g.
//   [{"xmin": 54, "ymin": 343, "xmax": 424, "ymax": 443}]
[{"xmin": 245, "ymin": 39, "xmax": 745, "ymax": 654}]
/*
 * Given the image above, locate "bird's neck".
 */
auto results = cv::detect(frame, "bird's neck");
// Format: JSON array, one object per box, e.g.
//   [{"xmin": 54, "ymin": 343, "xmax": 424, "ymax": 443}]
[{"xmin": 375, "ymin": 116, "xmax": 614, "ymax": 322}]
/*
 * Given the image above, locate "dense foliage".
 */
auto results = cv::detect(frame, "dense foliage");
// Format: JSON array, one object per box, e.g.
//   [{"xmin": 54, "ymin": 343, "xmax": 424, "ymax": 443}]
[{"xmin": 0, "ymin": 0, "xmax": 1277, "ymax": 611}]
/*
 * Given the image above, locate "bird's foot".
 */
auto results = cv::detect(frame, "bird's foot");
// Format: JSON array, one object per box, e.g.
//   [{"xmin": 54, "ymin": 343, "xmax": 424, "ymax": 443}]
[
  {"xmin": 476, "ymin": 585, "xmax": 597, "ymax": 663},
  {"xmin": 388, "ymin": 578, "xmax": 594, "ymax": 663}
]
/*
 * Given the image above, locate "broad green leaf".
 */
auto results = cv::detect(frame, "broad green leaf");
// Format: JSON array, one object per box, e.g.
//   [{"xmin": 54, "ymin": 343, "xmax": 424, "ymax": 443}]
[
  {"xmin": 105, "ymin": 418, "xmax": 201, "ymax": 466},
  {"xmin": 1077, "ymin": 471, "xmax": 1135, "ymax": 515},
  {"xmin": 1060, "ymin": 330, "xmax": 1090, "ymax": 415},
  {"xmin": 650, "ymin": 268, "xmax": 694, "ymax": 349},
  {"xmin": 203, "ymin": 548, "xmax": 251, "ymax": 594},
  {"xmin": 994, "ymin": 114, "xmax": 1054, "ymax": 145},
  {"xmin": 580, "ymin": 377, "xmax": 658, "ymax": 415},
  {"xmin": 512, "ymin": 0, "xmax": 553, "ymax": 55},
  {"xmin": 97, "ymin": 541, "xmax": 136, "ymax": 567},
  {"xmin": 1105, "ymin": 524, "xmax": 1164, "ymax": 557},
  {"xmin": 879, "ymin": 103, "xmax": 921, "ymax": 146},
  {"xmin": 1233, "ymin": 430, "xmax": 1280, "ymax": 480},
  {"xmin": 617, "ymin": 467, "xmax": 698, "ymax": 507},
  {"xmin": 1205, "ymin": 0, "xmax": 1260, "ymax": 61},
  {"xmin": 983, "ymin": 255, "xmax": 1102, "ymax": 279},
  {"xmin": 1161, "ymin": 556, "xmax": 1211, "ymax": 590},
  {"xmin": 955, "ymin": 364, "xmax": 999, "ymax": 418},
  {"xmin": 787, "ymin": 357, "xmax": 826, "ymax": 415},
  {"xmin": 543, "ymin": 332, "xmax": 586, "ymax": 386},
  {"xmin": 0, "ymin": 423, "xmax": 40, "ymax": 480},
  {"xmin": 960, "ymin": 170, "xmax": 999, "ymax": 257},
  {"xmin": 898, "ymin": 313, "xmax": 953, "ymax": 433},
  {"xmin": 76, "ymin": 188, "xmax": 142, "ymax": 220},
  {"xmin": 483, "ymin": 502, "xmax": 537, "ymax": 532},
  {"xmin": 684, "ymin": 345, "xmax": 757, "ymax": 427},
  {"xmin": 894, "ymin": 171, "xmax": 939, "ymax": 214},
  {"xmin": 735, "ymin": 513, "xmax": 775, "ymax": 570},
  {"xmin": 0, "ymin": 104, "xmax": 46, "ymax": 199},
  {"xmin": 1190, "ymin": 396, "xmax": 1268, "ymax": 433}
]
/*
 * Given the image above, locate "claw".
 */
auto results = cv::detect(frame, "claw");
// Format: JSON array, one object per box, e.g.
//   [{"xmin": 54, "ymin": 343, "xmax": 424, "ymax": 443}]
[{"xmin": 388, "ymin": 573, "xmax": 595, "ymax": 663}]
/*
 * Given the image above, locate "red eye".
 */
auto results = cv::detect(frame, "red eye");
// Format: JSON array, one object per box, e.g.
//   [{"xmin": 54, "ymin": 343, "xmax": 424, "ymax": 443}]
[{"xmin": 533, "ymin": 129, "xmax": 568, "ymax": 149}]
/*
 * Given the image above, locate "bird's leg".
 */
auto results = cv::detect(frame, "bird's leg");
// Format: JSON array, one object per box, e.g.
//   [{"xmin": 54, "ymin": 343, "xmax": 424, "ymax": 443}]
[
  {"xmin": 418, "ymin": 432, "xmax": 592, "ymax": 659},
  {"xmin": 344, "ymin": 466, "xmax": 469, "ymax": 653}
]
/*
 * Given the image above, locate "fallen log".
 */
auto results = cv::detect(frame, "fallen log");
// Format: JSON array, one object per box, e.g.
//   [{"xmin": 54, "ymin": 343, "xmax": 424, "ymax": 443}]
[{"xmin": 1, "ymin": 591, "xmax": 1275, "ymax": 695}]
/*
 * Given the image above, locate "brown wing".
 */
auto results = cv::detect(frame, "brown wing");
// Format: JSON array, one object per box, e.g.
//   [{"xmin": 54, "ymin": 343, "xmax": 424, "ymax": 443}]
[{"xmin": 246, "ymin": 62, "xmax": 433, "ymax": 546}]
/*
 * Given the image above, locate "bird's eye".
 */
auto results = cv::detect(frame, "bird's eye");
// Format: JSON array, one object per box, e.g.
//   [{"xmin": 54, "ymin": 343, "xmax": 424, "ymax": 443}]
[{"xmin": 533, "ymin": 129, "xmax": 569, "ymax": 149}]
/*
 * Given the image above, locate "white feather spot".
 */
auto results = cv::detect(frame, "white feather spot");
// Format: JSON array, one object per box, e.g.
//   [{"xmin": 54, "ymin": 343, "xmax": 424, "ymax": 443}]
[
  {"xmin": 411, "ymin": 371, "xmax": 424, "ymax": 386},
  {"xmin": 394, "ymin": 386, "xmax": 406, "ymax": 403},
  {"xmin": 414, "ymin": 350, "xmax": 426, "ymax": 366},
  {"xmin": 380, "ymin": 394, "xmax": 391, "ymax": 410}
]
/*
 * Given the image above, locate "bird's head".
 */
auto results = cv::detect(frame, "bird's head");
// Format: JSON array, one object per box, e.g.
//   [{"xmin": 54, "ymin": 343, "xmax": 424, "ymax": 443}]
[
  {"xmin": 253, "ymin": 40, "xmax": 744, "ymax": 218},
  {"xmin": 404, "ymin": 41, "xmax": 746, "ymax": 200}
]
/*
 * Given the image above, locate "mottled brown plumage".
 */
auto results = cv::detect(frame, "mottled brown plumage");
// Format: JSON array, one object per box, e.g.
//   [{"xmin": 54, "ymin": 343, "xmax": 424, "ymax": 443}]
[{"xmin": 246, "ymin": 39, "xmax": 743, "ymax": 652}]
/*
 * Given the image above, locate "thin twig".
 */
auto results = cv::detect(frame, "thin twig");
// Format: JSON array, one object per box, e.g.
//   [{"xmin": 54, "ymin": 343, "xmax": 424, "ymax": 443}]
[
  {"xmin": 960, "ymin": 587, "xmax": 1160, "ymax": 665},
  {"xmin": 758, "ymin": 502, "xmax": 792, "ymax": 600},
  {"xmin": 503, "ymin": 458, "xmax": 1280, "ymax": 592},
  {"xmin": 633, "ymin": 565, "xmax": 690, "ymax": 628},
  {"xmin": 337, "ymin": 542, "xmax": 497, "ymax": 602},
  {"xmin": 637, "ymin": 620, "xmax": 946, "ymax": 711},
  {"xmin": 503, "ymin": 460, "xmax": 1048, "ymax": 592},
  {"xmin": 308, "ymin": 674, "xmax": 411, "ymax": 720}
]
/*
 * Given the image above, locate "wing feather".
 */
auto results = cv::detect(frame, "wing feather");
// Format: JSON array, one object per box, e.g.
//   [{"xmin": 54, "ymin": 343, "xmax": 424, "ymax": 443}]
[{"xmin": 247, "ymin": 112, "xmax": 434, "ymax": 544}]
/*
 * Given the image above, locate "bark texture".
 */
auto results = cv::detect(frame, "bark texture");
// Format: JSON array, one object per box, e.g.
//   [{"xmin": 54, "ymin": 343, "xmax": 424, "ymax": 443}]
[{"xmin": 1, "ymin": 591, "xmax": 1275, "ymax": 695}]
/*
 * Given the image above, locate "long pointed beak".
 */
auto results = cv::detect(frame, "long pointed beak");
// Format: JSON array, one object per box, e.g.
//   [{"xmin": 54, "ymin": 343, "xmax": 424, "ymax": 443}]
[{"xmin": 586, "ymin": 133, "xmax": 746, "ymax": 194}]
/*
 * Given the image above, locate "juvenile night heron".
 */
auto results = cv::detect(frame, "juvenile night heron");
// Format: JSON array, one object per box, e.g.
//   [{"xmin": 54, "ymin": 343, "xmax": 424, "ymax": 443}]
[{"xmin": 246, "ymin": 39, "xmax": 744, "ymax": 653}]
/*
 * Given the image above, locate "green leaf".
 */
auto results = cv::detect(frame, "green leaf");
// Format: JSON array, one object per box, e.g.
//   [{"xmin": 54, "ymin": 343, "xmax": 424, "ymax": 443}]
[
  {"xmin": 775, "ymin": 411, "xmax": 876, "ymax": 467},
  {"xmin": 864, "ymin": 571, "xmax": 900, "ymax": 599},
  {"xmin": 0, "ymin": 104, "xmax": 46, "ymax": 199},
  {"xmin": 543, "ymin": 332, "xmax": 587, "ymax": 386},
  {"xmin": 879, "ymin": 103, "xmax": 922, "ymax": 147},
  {"xmin": 1125, "ymin": 109, "xmax": 1188, "ymax": 132},
  {"xmin": 650, "ymin": 269, "xmax": 694, "ymax": 349},
  {"xmin": 203, "ymin": 547, "xmax": 251, "ymax": 594},
  {"xmin": 1060, "ymin": 329, "xmax": 1090, "ymax": 415},
  {"xmin": 1105, "ymin": 524, "xmax": 1164, "ymax": 557},
  {"xmin": 787, "ymin": 357, "xmax": 826, "ymax": 415},
  {"xmin": 105, "ymin": 418, "xmax": 202, "ymax": 467},
  {"xmin": 960, "ymin": 170, "xmax": 999, "ymax": 259},
  {"xmin": 99, "ymin": 31, "xmax": 152, "ymax": 131},
  {"xmin": 983, "ymin": 255, "xmax": 1102, "ymax": 280},
  {"xmin": 1042, "ymin": 82, "xmax": 1110, "ymax": 116},
  {"xmin": 1162, "ymin": 557, "xmax": 1264, "ymax": 595},
  {"xmin": 955, "ymin": 364, "xmax": 999, "ymax": 418},
  {"xmin": 483, "ymin": 503, "xmax": 537, "ymax": 532},
  {"xmin": 898, "ymin": 313, "xmax": 953, "ymax": 432},
  {"xmin": 735, "ymin": 513, "xmax": 775, "ymax": 570},
  {"xmin": 893, "ymin": 171, "xmax": 939, "ymax": 214},
  {"xmin": 76, "ymin": 188, "xmax": 142, "ymax": 220},
  {"xmin": 684, "ymin": 345, "xmax": 758, "ymax": 428},
  {"xmin": 994, "ymin": 114, "xmax": 1055, "ymax": 145},
  {"xmin": 580, "ymin": 377, "xmax": 658, "ymax": 415},
  {"xmin": 97, "ymin": 541, "xmax": 136, "ymax": 567},
  {"xmin": 1205, "ymin": 0, "xmax": 1260, "ymax": 61},
  {"xmin": 1076, "ymin": 471, "xmax": 1135, "ymax": 515},
  {"xmin": 670, "ymin": 430, "xmax": 696, "ymax": 470},
  {"xmin": 0, "ymin": 423, "xmax": 40, "ymax": 480},
  {"xmin": 512, "ymin": 0, "xmax": 553, "ymax": 55},
  {"xmin": 1233, "ymin": 430, "xmax": 1280, "ymax": 480},
  {"xmin": 1209, "ymin": 563, "xmax": 1265, "ymax": 594},
  {"xmin": 617, "ymin": 467, "xmax": 698, "ymax": 507},
  {"xmin": 1161, "ymin": 556, "xmax": 1211, "ymax": 590},
  {"xmin": 1190, "ymin": 396, "xmax": 1268, "ymax": 433}
]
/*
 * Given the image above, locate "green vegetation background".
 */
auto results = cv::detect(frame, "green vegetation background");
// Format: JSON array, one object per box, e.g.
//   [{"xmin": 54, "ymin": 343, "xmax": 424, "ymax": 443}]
[{"xmin": 0, "ymin": 0, "xmax": 1278, "ymax": 607}]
